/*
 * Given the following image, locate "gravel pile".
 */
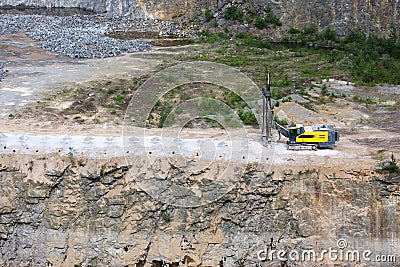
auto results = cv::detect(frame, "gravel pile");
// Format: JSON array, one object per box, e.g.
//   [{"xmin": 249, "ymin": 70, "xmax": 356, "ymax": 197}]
[
  {"xmin": 26, "ymin": 15, "xmax": 151, "ymax": 58},
  {"xmin": 0, "ymin": 14, "xmax": 184, "ymax": 59}
]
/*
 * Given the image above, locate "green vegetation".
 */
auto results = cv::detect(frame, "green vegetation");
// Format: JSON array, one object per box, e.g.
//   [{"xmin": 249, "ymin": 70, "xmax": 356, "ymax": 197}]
[
  {"xmin": 224, "ymin": 91, "xmax": 246, "ymax": 109},
  {"xmin": 239, "ymin": 4, "xmax": 281, "ymax": 29},
  {"xmin": 237, "ymin": 108, "xmax": 258, "ymax": 125},
  {"xmin": 321, "ymin": 84, "xmax": 329, "ymax": 95},
  {"xmin": 288, "ymin": 27, "xmax": 301, "ymax": 34},
  {"xmin": 302, "ymin": 102, "xmax": 317, "ymax": 112},
  {"xmin": 154, "ymin": 100, "xmax": 173, "ymax": 128},
  {"xmin": 381, "ymin": 153, "xmax": 400, "ymax": 173},
  {"xmin": 302, "ymin": 24, "xmax": 317, "ymax": 35},
  {"xmin": 224, "ymin": 6, "xmax": 244, "ymax": 21},
  {"xmin": 282, "ymin": 27, "xmax": 400, "ymax": 85},
  {"xmin": 112, "ymin": 94, "xmax": 124, "ymax": 104},
  {"xmin": 282, "ymin": 96, "xmax": 292, "ymax": 103},
  {"xmin": 254, "ymin": 16, "xmax": 268, "ymax": 29},
  {"xmin": 254, "ymin": 5, "xmax": 282, "ymax": 28},
  {"xmin": 199, "ymin": 98, "xmax": 228, "ymax": 116},
  {"xmin": 67, "ymin": 147, "xmax": 76, "ymax": 166},
  {"xmin": 100, "ymin": 164, "xmax": 106, "ymax": 177},
  {"xmin": 149, "ymin": 86, "xmax": 261, "ymax": 127},
  {"xmin": 344, "ymin": 32, "xmax": 400, "ymax": 85},
  {"xmin": 213, "ymin": 19, "xmax": 218, "ymax": 27},
  {"xmin": 248, "ymin": 8, "xmax": 257, "ymax": 16},
  {"xmin": 146, "ymin": 24, "xmax": 400, "ymax": 128},
  {"xmin": 67, "ymin": 147, "xmax": 74, "ymax": 158},
  {"xmin": 274, "ymin": 115, "xmax": 288, "ymax": 126},
  {"xmin": 204, "ymin": 9, "xmax": 213, "ymax": 22},
  {"xmin": 161, "ymin": 211, "xmax": 171, "ymax": 223},
  {"xmin": 195, "ymin": 25, "xmax": 400, "ymax": 87},
  {"xmin": 235, "ymin": 32, "xmax": 271, "ymax": 48},
  {"xmin": 351, "ymin": 94, "xmax": 380, "ymax": 105},
  {"xmin": 28, "ymin": 160, "xmax": 34, "ymax": 172},
  {"xmin": 194, "ymin": 30, "xmax": 345, "ymax": 86}
]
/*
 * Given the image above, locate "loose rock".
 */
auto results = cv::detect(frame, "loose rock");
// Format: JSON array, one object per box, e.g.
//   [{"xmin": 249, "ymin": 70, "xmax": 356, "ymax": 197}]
[{"xmin": 0, "ymin": 14, "xmax": 187, "ymax": 59}]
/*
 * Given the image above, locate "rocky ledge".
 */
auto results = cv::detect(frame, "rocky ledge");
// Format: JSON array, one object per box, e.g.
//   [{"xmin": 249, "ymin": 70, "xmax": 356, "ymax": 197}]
[{"xmin": 0, "ymin": 154, "xmax": 399, "ymax": 266}]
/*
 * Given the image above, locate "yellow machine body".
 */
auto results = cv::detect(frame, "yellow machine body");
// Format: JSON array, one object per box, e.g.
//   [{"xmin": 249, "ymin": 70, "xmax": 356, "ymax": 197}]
[
  {"xmin": 284, "ymin": 124, "xmax": 339, "ymax": 149},
  {"xmin": 296, "ymin": 131, "xmax": 329, "ymax": 143}
]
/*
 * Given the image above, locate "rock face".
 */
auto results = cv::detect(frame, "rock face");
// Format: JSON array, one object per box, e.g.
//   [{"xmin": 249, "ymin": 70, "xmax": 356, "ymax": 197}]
[
  {"xmin": 0, "ymin": 0, "xmax": 109, "ymax": 13},
  {"xmin": 0, "ymin": 154, "xmax": 399, "ymax": 266},
  {"xmin": 1, "ymin": 0, "xmax": 399, "ymax": 37},
  {"xmin": 267, "ymin": 0, "xmax": 400, "ymax": 37},
  {"xmin": 0, "ymin": 0, "xmax": 192, "ymax": 19}
]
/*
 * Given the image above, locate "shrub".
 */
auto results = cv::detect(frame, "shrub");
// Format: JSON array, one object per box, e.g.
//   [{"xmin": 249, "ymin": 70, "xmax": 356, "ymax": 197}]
[
  {"xmin": 238, "ymin": 108, "xmax": 258, "ymax": 125},
  {"xmin": 382, "ymin": 154, "xmax": 400, "ymax": 173},
  {"xmin": 255, "ymin": 16, "xmax": 268, "ymax": 29},
  {"xmin": 302, "ymin": 102, "xmax": 317, "ymax": 111},
  {"xmin": 266, "ymin": 12, "xmax": 281, "ymax": 26},
  {"xmin": 112, "ymin": 94, "xmax": 124, "ymax": 104},
  {"xmin": 303, "ymin": 25, "xmax": 317, "ymax": 35},
  {"xmin": 213, "ymin": 19, "xmax": 218, "ymax": 27},
  {"xmin": 157, "ymin": 102, "xmax": 173, "ymax": 128},
  {"xmin": 255, "ymin": 7, "xmax": 281, "ymax": 28},
  {"xmin": 321, "ymin": 84, "xmax": 329, "ymax": 95},
  {"xmin": 235, "ymin": 33, "xmax": 271, "ymax": 48},
  {"xmin": 288, "ymin": 27, "xmax": 301, "ymax": 34},
  {"xmin": 274, "ymin": 115, "xmax": 288, "ymax": 126},
  {"xmin": 204, "ymin": 9, "xmax": 213, "ymax": 22},
  {"xmin": 224, "ymin": 91, "xmax": 246, "ymax": 109},
  {"xmin": 236, "ymin": 32, "xmax": 248, "ymax": 39},
  {"xmin": 224, "ymin": 6, "xmax": 244, "ymax": 21},
  {"xmin": 282, "ymin": 96, "xmax": 292, "ymax": 103},
  {"xmin": 320, "ymin": 26, "xmax": 337, "ymax": 41},
  {"xmin": 248, "ymin": 8, "xmax": 257, "ymax": 15},
  {"xmin": 271, "ymin": 88, "xmax": 283, "ymax": 100}
]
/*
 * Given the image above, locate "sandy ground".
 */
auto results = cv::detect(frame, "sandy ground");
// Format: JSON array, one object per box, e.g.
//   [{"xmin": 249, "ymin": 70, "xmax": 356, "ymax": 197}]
[
  {"xmin": 0, "ymin": 33, "xmax": 190, "ymax": 118},
  {"xmin": 0, "ymin": 32, "xmax": 399, "ymax": 174}
]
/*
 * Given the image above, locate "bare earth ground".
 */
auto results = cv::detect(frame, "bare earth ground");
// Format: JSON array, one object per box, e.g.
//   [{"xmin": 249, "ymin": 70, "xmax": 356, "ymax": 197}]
[{"xmin": 0, "ymin": 32, "xmax": 399, "ymax": 176}]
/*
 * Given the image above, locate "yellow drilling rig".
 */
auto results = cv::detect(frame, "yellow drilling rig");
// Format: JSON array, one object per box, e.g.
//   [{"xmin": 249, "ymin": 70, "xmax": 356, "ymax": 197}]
[{"xmin": 261, "ymin": 73, "xmax": 340, "ymax": 150}]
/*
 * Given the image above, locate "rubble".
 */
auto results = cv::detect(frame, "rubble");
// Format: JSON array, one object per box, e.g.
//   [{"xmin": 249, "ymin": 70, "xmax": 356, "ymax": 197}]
[{"xmin": 0, "ymin": 14, "xmax": 185, "ymax": 59}]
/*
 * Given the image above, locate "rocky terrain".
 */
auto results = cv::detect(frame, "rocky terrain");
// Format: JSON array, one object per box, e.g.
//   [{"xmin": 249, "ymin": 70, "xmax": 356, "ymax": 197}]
[
  {"xmin": 1, "ymin": 0, "xmax": 400, "ymax": 37},
  {"xmin": 0, "ymin": 146, "xmax": 399, "ymax": 266},
  {"xmin": 0, "ymin": 14, "xmax": 186, "ymax": 58},
  {"xmin": 0, "ymin": 1, "xmax": 399, "ymax": 267}
]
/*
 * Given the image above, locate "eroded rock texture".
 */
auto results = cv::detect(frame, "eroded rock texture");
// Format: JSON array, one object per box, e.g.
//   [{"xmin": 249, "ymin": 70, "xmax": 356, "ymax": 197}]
[
  {"xmin": 0, "ymin": 154, "xmax": 399, "ymax": 266},
  {"xmin": 1, "ymin": 0, "xmax": 399, "ymax": 37}
]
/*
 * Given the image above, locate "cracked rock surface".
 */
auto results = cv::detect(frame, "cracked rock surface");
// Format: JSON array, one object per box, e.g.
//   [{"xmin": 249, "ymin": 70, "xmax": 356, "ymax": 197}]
[{"xmin": 0, "ymin": 154, "xmax": 399, "ymax": 266}]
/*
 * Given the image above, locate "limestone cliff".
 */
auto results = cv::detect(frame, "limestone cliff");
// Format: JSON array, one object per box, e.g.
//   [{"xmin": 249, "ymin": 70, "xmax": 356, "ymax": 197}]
[
  {"xmin": 0, "ymin": 153, "xmax": 399, "ymax": 266},
  {"xmin": 1, "ymin": 0, "xmax": 399, "ymax": 37}
]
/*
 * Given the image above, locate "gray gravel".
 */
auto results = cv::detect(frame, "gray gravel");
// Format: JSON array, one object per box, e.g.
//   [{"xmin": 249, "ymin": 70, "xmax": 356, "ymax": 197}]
[{"xmin": 0, "ymin": 14, "xmax": 184, "ymax": 59}]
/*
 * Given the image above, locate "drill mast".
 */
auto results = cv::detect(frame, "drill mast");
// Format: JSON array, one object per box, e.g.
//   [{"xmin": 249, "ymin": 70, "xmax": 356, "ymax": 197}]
[{"xmin": 261, "ymin": 72, "xmax": 274, "ymax": 146}]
